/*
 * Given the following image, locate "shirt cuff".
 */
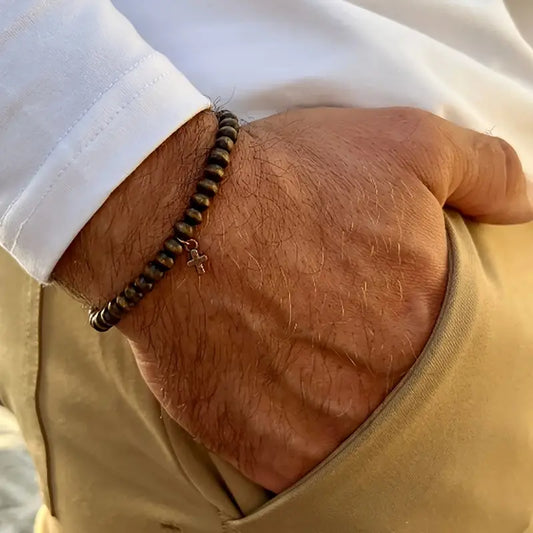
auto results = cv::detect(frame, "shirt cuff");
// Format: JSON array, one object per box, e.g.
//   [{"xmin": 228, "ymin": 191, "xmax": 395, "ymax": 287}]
[{"xmin": 5, "ymin": 52, "xmax": 210, "ymax": 282}]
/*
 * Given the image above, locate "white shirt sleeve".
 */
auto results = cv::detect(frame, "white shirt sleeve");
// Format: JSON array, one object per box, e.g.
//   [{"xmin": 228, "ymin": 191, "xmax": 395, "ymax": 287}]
[{"xmin": 0, "ymin": 0, "xmax": 210, "ymax": 282}]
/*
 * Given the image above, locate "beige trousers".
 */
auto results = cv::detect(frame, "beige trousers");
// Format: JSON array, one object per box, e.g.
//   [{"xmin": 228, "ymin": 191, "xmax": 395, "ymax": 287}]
[{"xmin": 1, "ymin": 211, "xmax": 532, "ymax": 533}]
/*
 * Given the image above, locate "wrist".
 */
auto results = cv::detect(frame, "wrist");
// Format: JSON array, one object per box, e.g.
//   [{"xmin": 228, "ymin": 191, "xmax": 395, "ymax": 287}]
[{"xmin": 53, "ymin": 110, "xmax": 219, "ymax": 306}]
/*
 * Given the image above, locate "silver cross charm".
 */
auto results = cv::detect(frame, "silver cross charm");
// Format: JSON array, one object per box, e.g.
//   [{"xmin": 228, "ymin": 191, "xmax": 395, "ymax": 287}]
[{"xmin": 187, "ymin": 247, "xmax": 208, "ymax": 275}]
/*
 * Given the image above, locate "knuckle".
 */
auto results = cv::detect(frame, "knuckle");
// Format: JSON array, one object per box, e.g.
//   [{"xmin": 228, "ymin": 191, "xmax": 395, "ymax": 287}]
[
  {"xmin": 481, "ymin": 135, "xmax": 524, "ymax": 196},
  {"xmin": 400, "ymin": 107, "xmax": 442, "ymax": 138},
  {"xmin": 394, "ymin": 107, "xmax": 449, "ymax": 161},
  {"xmin": 391, "ymin": 108, "xmax": 452, "ymax": 199},
  {"xmin": 413, "ymin": 111, "xmax": 447, "ymax": 150}
]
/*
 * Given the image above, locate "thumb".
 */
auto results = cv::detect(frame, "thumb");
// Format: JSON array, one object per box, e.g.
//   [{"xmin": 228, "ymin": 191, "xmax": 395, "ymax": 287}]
[{"xmin": 418, "ymin": 119, "xmax": 533, "ymax": 224}]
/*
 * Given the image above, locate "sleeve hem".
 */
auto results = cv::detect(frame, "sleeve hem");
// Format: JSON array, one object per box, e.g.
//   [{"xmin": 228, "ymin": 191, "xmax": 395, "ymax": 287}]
[{"xmin": 4, "ymin": 52, "xmax": 210, "ymax": 282}]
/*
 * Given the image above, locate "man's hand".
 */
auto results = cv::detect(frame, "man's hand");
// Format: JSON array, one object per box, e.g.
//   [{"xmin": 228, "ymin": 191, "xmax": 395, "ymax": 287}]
[{"xmin": 54, "ymin": 107, "xmax": 533, "ymax": 493}]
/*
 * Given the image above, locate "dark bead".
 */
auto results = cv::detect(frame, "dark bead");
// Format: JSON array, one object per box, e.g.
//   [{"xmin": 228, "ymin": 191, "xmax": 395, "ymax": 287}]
[
  {"xmin": 116, "ymin": 294, "xmax": 134, "ymax": 312},
  {"xmin": 217, "ymin": 126, "xmax": 238, "ymax": 142},
  {"xmin": 219, "ymin": 117, "xmax": 240, "ymax": 131},
  {"xmin": 215, "ymin": 136, "xmax": 234, "ymax": 153},
  {"xmin": 217, "ymin": 110, "xmax": 237, "ymax": 121},
  {"xmin": 204, "ymin": 164, "xmax": 225, "ymax": 182},
  {"xmin": 143, "ymin": 262, "xmax": 165, "ymax": 282},
  {"xmin": 123, "ymin": 284, "xmax": 144, "ymax": 304},
  {"xmin": 208, "ymin": 148, "xmax": 230, "ymax": 168},
  {"xmin": 102, "ymin": 307, "xmax": 120, "ymax": 327},
  {"xmin": 133, "ymin": 275, "xmax": 154, "ymax": 293},
  {"xmin": 196, "ymin": 179, "xmax": 219, "ymax": 198},
  {"xmin": 107, "ymin": 300, "xmax": 126, "ymax": 320},
  {"xmin": 90, "ymin": 311, "xmax": 109, "ymax": 332},
  {"xmin": 174, "ymin": 221, "xmax": 194, "ymax": 241},
  {"xmin": 163, "ymin": 238, "xmax": 183, "ymax": 257},
  {"xmin": 89, "ymin": 316, "xmax": 107, "ymax": 333},
  {"xmin": 184, "ymin": 208, "xmax": 203, "ymax": 226},
  {"xmin": 190, "ymin": 193, "xmax": 211, "ymax": 212},
  {"xmin": 155, "ymin": 251, "xmax": 175, "ymax": 271}
]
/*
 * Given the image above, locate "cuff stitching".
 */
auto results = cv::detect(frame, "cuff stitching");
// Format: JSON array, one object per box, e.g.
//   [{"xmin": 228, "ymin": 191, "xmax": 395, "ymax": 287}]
[
  {"xmin": 10, "ymin": 69, "xmax": 173, "ymax": 252},
  {"xmin": 0, "ymin": 52, "xmax": 156, "ymax": 228}
]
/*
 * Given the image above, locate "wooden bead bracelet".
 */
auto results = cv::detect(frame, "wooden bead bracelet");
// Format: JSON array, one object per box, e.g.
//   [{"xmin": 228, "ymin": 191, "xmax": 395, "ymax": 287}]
[{"xmin": 89, "ymin": 110, "xmax": 239, "ymax": 332}]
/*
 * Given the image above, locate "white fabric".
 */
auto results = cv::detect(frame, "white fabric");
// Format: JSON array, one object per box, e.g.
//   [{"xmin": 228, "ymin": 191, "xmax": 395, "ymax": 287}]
[{"xmin": 1, "ymin": 0, "xmax": 532, "ymax": 281}]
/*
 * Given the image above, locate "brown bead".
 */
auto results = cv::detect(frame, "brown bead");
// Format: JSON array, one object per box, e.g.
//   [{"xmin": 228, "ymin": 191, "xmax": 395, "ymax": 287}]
[
  {"xmin": 196, "ymin": 179, "xmax": 219, "ymax": 198},
  {"xmin": 143, "ymin": 262, "xmax": 165, "ymax": 282},
  {"xmin": 217, "ymin": 126, "xmax": 238, "ymax": 142},
  {"xmin": 215, "ymin": 136, "xmax": 234, "ymax": 153},
  {"xmin": 133, "ymin": 275, "xmax": 154, "ymax": 293},
  {"xmin": 174, "ymin": 221, "xmax": 194, "ymax": 241},
  {"xmin": 123, "ymin": 284, "xmax": 144, "ymax": 304},
  {"xmin": 208, "ymin": 148, "xmax": 230, "ymax": 168},
  {"xmin": 116, "ymin": 294, "xmax": 134, "ymax": 312},
  {"xmin": 219, "ymin": 117, "xmax": 240, "ymax": 131},
  {"xmin": 107, "ymin": 300, "xmax": 126, "ymax": 319},
  {"xmin": 190, "ymin": 193, "xmax": 211, "ymax": 212},
  {"xmin": 101, "ymin": 307, "xmax": 120, "ymax": 327},
  {"xmin": 155, "ymin": 251, "xmax": 175, "ymax": 270},
  {"xmin": 90, "ymin": 311, "xmax": 109, "ymax": 332},
  {"xmin": 184, "ymin": 208, "xmax": 203, "ymax": 226},
  {"xmin": 163, "ymin": 238, "xmax": 183, "ymax": 257},
  {"xmin": 204, "ymin": 163, "xmax": 225, "ymax": 182},
  {"xmin": 217, "ymin": 110, "xmax": 237, "ymax": 121}
]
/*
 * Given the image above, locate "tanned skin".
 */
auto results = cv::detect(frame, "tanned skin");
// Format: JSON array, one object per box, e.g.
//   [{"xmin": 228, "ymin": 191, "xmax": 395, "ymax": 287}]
[{"xmin": 54, "ymin": 107, "xmax": 533, "ymax": 492}]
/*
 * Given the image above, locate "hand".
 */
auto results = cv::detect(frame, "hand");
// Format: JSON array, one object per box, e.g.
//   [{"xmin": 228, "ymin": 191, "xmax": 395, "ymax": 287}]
[{"xmin": 55, "ymin": 107, "xmax": 533, "ymax": 492}]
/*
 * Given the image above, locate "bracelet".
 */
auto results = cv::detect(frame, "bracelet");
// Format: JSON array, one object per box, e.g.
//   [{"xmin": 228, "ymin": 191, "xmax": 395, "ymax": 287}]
[{"xmin": 88, "ymin": 110, "xmax": 239, "ymax": 332}]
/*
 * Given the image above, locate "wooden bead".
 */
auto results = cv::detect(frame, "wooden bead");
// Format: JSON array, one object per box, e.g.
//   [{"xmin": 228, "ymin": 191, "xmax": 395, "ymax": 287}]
[
  {"xmin": 204, "ymin": 163, "xmax": 225, "ymax": 182},
  {"xmin": 217, "ymin": 110, "xmax": 237, "ymax": 121},
  {"xmin": 155, "ymin": 251, "xmax": 175, "ymax": 270},
  {"xmin": 196, "ymin": 179, "xmax": 219, "ymax": 198},
  {"xmin": 116, "ymin": 294, "xmax": 133, "ymax": 312},
  {"xmin": 217, "ymin": 126, "xmax": 238, "ymax": 142},
  {"xmin": 101, "ymin": 307, "xmax": 120, "ymax": 327},
  {"xmin": 219, "ymin": 117, "xmax": 240, "ymax": 131},
  {"xmin": 174, "ymin": 221, "xmax": 194, "ymax": 241},
  {"xmin": 143, "ymin": 262, "xmax": 165, "ymax": 282},
  {"xmin": 190, "ymin": 193, "xmax": 211, "ymax": 212},
  {"xmin": 208, "ymin": 148, "xmax": 230, "ymax": 168},
  {"xmin": 184, "ymin": 208, "xmax": 203, "ymax": 226},
  {"xmin": 134, "ymin": 275, "xmax": 154, "ymax": 294},
  {"xmin": 163, "ymin": 238, "xmax": 183, "ymax": 257},
  {"xmin": 90, "ymin": 312, "xmax": 109, "ymax": 332},
  {"xmin": 215, "ymin": 136, "xmax": 234, "ymax": 153},
  {"xmin": 107, "ymin": 300, "xmax": 126, "ymax": 319},
  {"xmin": 124, "ymin": 284, "xmax": 144, "ymax": 304}
]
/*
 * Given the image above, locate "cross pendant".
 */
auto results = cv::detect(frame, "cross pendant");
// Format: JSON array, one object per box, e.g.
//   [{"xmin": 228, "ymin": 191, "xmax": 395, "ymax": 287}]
[{"xmin": 187, "ymin": 248, "xmax": 208, "ymax": 275}]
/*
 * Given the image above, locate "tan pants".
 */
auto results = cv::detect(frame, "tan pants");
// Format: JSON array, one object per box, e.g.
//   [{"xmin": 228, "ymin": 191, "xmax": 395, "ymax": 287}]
[{"xmin": 1, "ymin": 211, "xmax": 533, "ymax": 533}]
